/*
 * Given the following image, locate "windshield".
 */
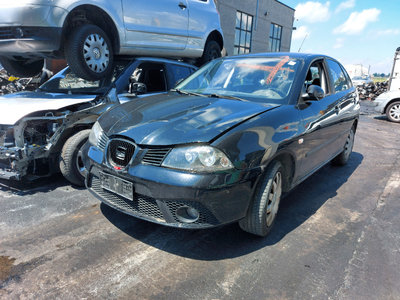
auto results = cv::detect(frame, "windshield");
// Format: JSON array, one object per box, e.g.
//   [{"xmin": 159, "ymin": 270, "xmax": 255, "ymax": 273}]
[
  {"xmin": 176, "ymin": 56, "xmax": 300, "ymax": 103},
  {"xmin": 39, "ymin": 62, "xmax": 128, "ymax": 95}
]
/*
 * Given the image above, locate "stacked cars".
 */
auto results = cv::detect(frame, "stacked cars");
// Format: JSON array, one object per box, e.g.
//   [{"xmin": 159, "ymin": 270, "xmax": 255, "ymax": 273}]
[{"xmin": 0, "ymin": 0, "xmax": 223, "ymax": 80}]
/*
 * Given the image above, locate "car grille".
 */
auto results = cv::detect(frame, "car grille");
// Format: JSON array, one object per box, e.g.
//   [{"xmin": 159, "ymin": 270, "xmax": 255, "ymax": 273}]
[
  {"xmin": 89, "ymin": 174, "xmax": 219, "ymax": 227},
  {"xmin": 91, "ymin": 175, "xmax": 165, "ymax": 221},
  {"xmin": 108, "ymin": 139, "xmax": 135, "ymax": 168},
  {"xmin": 142, "ymin": 148, "xmax": 170, "ymax": 166}
]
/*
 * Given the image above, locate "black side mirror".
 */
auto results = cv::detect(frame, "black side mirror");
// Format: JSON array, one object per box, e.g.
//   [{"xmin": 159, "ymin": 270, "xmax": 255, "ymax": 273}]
[
  {"xmin": 302, "ymin": 85, "xmax": 325, "ymax": 101},
  {"xmin": 129, "ymin": 82, "xmax": 147, "ymax": 95}
]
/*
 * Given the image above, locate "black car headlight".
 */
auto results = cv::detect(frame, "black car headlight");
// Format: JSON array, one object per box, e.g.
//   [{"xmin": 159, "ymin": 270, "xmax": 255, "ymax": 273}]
[
  {"xmin": 88, "ymin": 121, "xmax": 104, "ymax": 147},
  {"xmin": 162, "ymin": 145, "xmax": 233, "ymax": 172}
]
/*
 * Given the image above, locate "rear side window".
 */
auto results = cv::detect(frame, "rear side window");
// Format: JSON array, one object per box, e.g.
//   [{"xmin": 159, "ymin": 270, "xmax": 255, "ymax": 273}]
[
  {"xmin": 326, "ymin": 59, "xmax": 351, "ymax": 92},
  {"xmin": 170, "ymin": 65, "xmax": 194, "ymax": 87}
]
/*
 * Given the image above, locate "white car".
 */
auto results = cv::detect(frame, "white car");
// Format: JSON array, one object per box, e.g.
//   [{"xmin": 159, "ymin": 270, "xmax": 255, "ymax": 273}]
[
  {"xmin": 374, "ymin": 90, "xmax": 400, "ymax": 123},
  {"xmin": 0, "ymin": 0, "xmax": 223, "ymax": 80}
]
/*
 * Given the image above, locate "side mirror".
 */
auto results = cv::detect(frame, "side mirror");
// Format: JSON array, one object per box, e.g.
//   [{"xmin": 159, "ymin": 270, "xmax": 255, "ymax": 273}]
[
  {"xmin": 129, "ymin": 82, "xmax": 147, "ymax": 95},
  {"xmin": 303, "ymin": 85, "xmax": 325, "ymax": 101}
]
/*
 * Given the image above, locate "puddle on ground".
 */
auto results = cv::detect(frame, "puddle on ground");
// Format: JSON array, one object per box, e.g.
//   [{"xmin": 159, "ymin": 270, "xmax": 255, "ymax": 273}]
[{"xmin": 0, "ymin": 256, "xmax": 15, "ymax": 282}]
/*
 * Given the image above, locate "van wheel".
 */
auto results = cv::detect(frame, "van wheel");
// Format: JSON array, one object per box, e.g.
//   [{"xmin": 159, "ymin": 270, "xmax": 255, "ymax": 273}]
[
  {"xmin": 386, "ymin": 101, "xmax": 400, "ymax": 123},
  {"xmin": 239, "ymin": 161, "xmax": 283, "ymax": 237},
  {"xmin": 332, "ymin": 126, "xmax": 355, "ymax": 166},
  {"xmin": 65, "ymin": 24, "xmax": 113, "ymax": 80},
  {"xmin": 60, "ymin": 130, "xmax": 91, "ymax": 186},
  {"xmin": 197, "ymin": 40, "xmax": 221, "ymax": 66},
  {"xmin": 0, "ymin": 57, "xmax": 44, "ymax": 77}
]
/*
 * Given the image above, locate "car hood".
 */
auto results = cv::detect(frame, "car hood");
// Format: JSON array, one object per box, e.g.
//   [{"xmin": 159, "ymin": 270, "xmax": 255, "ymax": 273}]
[
  {"xmin": 102, "ymin": 93, "xmax": 279, "ymax": 145},
  {"xmin": 0, "ymin": 91, "xmax": 96, "ymax": 125}
]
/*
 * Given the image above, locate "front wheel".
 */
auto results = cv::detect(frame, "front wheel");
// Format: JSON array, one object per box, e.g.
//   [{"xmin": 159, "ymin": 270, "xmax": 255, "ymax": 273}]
[
  {"xmin": 332, "ymin": 126, "xmax": 355, "ymax": 166},
  {"xmin": 386, "ymin": 101, "xmax": 400, "ymax": 123},
  {"xmin": 65, "ymin": 24, "xmax": 113, "ymax": 80},
  {"xmin": 239, "ymin": 161, "xmax": 283, "ymax": 237},
  {"xmin": 59, "ymin": 130, "xmax": 91, "ymax": 186}
]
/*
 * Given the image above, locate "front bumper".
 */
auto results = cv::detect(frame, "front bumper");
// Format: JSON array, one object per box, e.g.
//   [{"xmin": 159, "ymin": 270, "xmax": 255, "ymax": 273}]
[
  {"xmin": 0, "ymin": 5, "xmax": 67, "ymax": 55},
  {"xmin": 373, "ymin": 100, "xmax": 386, "ymax": 114},
  {"xmin": 86, "ymin": 147, "xmax": 259, "ymax": 229}
]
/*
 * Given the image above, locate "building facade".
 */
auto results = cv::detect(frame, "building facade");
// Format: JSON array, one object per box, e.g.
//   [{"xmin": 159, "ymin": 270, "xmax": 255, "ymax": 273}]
[{"xmin": 215, "ymin": 0, "xmax": 295, "ymax": 56}]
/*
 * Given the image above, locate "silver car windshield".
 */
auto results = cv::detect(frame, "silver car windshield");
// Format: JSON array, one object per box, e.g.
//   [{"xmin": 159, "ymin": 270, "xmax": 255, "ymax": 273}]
[
  {"xmin": 39, "ymin": 62, "xmax": 127, "ymax": 95},
  {"xmin": 176, "ymin": 56, "xmax": 299, "ymax": 103}
]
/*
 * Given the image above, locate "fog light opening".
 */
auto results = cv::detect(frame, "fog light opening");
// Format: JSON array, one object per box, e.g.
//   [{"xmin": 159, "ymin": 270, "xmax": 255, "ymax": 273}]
[{"xmin": 176, "ymin": 206, "xmax": 199, "ymax": 223}]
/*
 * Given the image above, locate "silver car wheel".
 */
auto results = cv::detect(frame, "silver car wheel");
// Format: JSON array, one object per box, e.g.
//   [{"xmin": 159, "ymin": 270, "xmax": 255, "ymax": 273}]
[
  {"xmin": 83, "ymin": 33, "xmax": 110, "ymax": 73},
  {"xmin": 389, "ymin": 103, "xmax": 400, "ymax": 121},
  {"xmin": 266, "ymin": 171, "xmax": 282, "ymax": 227}
]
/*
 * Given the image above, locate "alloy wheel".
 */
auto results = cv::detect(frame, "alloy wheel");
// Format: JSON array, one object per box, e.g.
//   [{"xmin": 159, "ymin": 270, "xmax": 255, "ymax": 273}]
[{"xmin": 266, "ymin": 171, "xmax": 282, "ymax": 226}]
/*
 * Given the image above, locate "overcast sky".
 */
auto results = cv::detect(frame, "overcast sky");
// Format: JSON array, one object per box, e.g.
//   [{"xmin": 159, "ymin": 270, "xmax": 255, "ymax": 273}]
[{"xmin": 283, "ymin": 0, "xmax": 398, "ymax": 74}]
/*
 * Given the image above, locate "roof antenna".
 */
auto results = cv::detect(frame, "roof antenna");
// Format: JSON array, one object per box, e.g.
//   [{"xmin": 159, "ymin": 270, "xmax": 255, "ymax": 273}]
[{"xmin": 298, "ymin": 33, "xmax": 308, "ymax": 52}]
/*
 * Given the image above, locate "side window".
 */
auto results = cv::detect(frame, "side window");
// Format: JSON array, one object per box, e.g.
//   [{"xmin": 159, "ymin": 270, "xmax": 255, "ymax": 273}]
[
  {"xmin": 326, "ymin": 59, "xmax": 351, "ymax": 92},
  {"xmin": 304, "ymin": 60, "xmax": 329, "ymax": 95},
  {"xmin": 170, "ymin": 65, "xmax": 193, "ymax": 87},
  {"xmin": 129, "ymin": 62, "xmax": 167, "ymax": 93}
]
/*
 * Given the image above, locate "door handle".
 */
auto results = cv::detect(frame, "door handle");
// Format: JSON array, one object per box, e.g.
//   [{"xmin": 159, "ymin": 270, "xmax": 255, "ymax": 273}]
[
  {"xmin": 178, "ymin": 2, "xmax": 187, "ymax": 9},
  {"xmin": 335, "ymin": 105, "xmax": 340, "ymax": 113}
]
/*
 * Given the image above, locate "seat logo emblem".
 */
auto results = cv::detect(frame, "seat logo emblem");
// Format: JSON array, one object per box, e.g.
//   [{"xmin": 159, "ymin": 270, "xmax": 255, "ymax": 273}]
[{"xmin": 116, "ymin": 146, "xmax": 127, "ymax": 161}]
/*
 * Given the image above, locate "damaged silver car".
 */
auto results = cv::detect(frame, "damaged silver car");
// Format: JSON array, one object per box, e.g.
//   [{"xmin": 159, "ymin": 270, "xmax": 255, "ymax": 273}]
[{"xmin": 0, "ymin": 57, "xmax": 196, "ymax": 185}]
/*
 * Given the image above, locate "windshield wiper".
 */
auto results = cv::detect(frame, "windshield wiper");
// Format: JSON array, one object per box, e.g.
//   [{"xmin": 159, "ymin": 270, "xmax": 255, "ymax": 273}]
[
  {"xmin": 207, "ymin": 93, "xmax": 248, "ymax": 102},
  {"xmin": 171, "ymin": 89, "xmax": 208, "ymax": 98}
]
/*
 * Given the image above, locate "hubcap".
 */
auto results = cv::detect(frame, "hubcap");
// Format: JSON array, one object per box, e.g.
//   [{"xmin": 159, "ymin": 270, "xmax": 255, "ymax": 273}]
[
  {"xmin": 83, "ymin": 33, "xmax": 110, "ymax": 73},
  {"xmin": 389, "ymin": 104, "xmax": 400, "ymax": 121},
  {"xmin": 266, "ymin": 171, "xmax": 282, "ymax": 226}
]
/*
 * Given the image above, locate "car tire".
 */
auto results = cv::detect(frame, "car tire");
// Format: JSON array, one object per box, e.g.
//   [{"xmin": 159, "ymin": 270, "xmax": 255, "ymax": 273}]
[
  {"xmin": 65, "ymin": 24, "xmax": 113, "ymax": 81},
  {"xmin": 386, "ymin": 101, "xmax": 400, "ymax": 123},
  {"xmin": 0, "ymin": 57, "xmax": 44, "ymax": 77},
  {"xmin": 239, "ymin": 161, "xmax": 283, "ymax": 237},
  {"xmin": 197, "ymin": 40, "xmax": 221, "ymax": 66},
  {"xmin": 332, "ymin": 126, "xmax": 355, "ymax": 166},
  {"xmin": 59, "ymin": 130, "xmax": 91, "ymax": 186}
]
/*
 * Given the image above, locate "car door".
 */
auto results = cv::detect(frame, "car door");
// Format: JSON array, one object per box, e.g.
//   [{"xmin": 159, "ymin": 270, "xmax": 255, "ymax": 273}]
[
  {"xmin": 121, "ymin": 0, "xmax": 189, "ymax": 50},
  {"xmin": 296, "ymin": 59, "xmax": 344, "ymax": 180}
]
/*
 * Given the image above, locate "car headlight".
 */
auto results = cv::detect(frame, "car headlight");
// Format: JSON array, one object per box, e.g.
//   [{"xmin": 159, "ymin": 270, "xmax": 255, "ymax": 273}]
[
  {"xmin": 162, "ymin": 145, "xmax": 234, "ymax": 172},
  {"xmin": 88, "ymin": 121, "xmax": 104, "ymax": 146}
]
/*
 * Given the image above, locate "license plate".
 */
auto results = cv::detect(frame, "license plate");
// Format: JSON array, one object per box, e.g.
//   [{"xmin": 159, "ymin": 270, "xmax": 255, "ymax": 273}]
[{"xmin": 100, "ymin": 172, "xmax": 134, "ymax": 201}]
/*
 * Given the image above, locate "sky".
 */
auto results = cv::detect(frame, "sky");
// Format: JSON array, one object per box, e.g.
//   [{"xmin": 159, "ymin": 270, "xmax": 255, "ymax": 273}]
[{"xmin": 282, "ymin": 0, "xmax": 399, "ymax": 74}]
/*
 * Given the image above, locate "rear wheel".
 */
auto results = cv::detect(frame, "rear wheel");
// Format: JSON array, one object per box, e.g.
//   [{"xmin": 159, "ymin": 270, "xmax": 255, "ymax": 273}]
[
  {"xmin": 0, "ymin": 57, "xmax": 44, "ymax": 77},
  {"xmin": 59, "ymin": 130, "xmax": 91, "ymax": 186},
  {"xmin": 197, "ymin": 40, "xmax": 221, "ymax": 66},
  {"xmin": 65, "ymin": 24, "xmax": 113, "ymax": 80},
  {"xmin": 239, "ymin": 161, "xmax": 283, "ymax": 237},
  {"xmin": 332, "ymin": 126, "xmax": 355, "ymax": 166},
  {"xmin": 386, "ymin": 101, "xmax": 400, "ymax": 123}
]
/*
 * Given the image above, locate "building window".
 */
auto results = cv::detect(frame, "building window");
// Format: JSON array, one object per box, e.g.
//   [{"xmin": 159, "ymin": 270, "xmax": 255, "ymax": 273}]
[
  {"xmin": 234, "ymin": 11, "xmax": 253, "ymax": 55},
  {"xmin": 269, "ymin": 23, "xmax": 282, "ymax": 52}
]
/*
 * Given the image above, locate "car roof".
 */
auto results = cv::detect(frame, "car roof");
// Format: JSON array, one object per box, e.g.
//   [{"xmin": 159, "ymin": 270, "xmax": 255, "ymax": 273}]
[{"xmin": 226, "ymin": 52, "xmax": 339, "ymax": 65}]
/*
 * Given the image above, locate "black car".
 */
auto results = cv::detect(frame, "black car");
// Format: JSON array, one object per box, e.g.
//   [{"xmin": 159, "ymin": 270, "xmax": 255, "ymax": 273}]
[{"xmin": 84, "ymin": 53, "xmax": 360, "ymax": 237}]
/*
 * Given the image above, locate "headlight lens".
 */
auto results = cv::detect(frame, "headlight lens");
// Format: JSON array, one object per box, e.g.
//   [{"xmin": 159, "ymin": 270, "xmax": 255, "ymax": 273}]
[
  {"xmin": 88, "ymin": 121, "xmax": 103, "ymax": 146},
  {"xmin": 162, "ymin": 145, "xmax": 234, "ymax": 172}
]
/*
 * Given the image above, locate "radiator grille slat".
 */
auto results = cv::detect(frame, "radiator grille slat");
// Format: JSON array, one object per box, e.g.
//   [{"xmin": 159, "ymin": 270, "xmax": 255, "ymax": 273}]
[{"xmin": 142, "ymin": 148, "xmax": 170, "ymax": 166}]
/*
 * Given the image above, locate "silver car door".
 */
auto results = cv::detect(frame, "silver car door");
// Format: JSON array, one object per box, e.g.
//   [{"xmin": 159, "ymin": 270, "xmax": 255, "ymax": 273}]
[{"xmin": 122, "ymin": 0, "xmax": 189, "ymax": 50}]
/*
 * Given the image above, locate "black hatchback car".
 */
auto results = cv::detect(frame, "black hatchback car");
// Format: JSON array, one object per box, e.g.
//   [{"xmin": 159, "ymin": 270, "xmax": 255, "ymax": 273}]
[{"xmin": 84, "ymin": 53, "xmax": 360, "ymax": 237}]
